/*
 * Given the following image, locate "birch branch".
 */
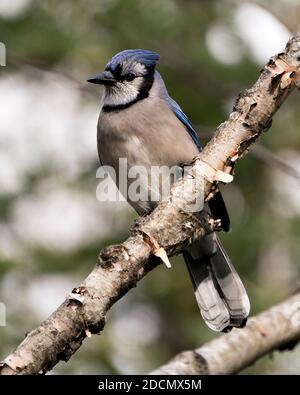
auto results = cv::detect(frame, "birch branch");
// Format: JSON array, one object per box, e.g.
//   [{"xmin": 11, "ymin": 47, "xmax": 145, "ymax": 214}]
[
  {"xmin": 150, "ymin": 292, "xmax": 300, "ymax": 375},
  {"xmin": 1, "ymin": 36, "xmax": 300, "ymax": 375}
]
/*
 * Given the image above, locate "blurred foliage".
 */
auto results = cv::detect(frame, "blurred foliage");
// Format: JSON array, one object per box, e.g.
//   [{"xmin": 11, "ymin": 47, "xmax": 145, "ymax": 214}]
[{"xmin": 1, "ymin": 0, "xmax": 300, "ymax": 374}]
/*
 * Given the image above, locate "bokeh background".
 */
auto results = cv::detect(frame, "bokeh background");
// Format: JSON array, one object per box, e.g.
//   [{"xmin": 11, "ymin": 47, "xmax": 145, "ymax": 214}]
[{"xmin": 1, "ymin": 0, "xmax": 300, "ymax": 374}]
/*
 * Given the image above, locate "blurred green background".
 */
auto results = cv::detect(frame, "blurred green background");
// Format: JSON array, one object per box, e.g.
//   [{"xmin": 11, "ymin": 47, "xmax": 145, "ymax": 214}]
[{"xmin": 1, "ymin": 0, "xmax": 300, "ymax": 374}]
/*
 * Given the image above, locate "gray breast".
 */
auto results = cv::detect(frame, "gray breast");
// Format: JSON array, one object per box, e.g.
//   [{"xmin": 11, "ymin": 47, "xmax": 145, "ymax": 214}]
[{"xmin": 97, "ymin": 96, "xmax": 199, "ymax": 214}]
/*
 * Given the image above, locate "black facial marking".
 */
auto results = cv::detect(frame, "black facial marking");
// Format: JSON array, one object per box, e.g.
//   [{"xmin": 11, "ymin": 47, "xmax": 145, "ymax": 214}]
[
  {"xmin": 106, "ymin": 63, "xmax": 139, "ymax": 82},
  {"xmin": 124, "ymin": 73, "xmax": 135, "ymax": 81},
  {"xmin": 114, "ymin": 63, "xmax": 122, "ymax": 77},
  {"xmin": 102, "ymin": 73, "xmax": 154, "ymax": 112},
  {"xmin": 106, "ymin": 63, "xmax": 123, "ymax": 79}
]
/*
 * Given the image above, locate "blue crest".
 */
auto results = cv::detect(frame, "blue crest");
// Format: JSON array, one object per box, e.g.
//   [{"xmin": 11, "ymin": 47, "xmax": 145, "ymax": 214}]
[{"xmin": 107, "ymin": 49, "xmax": 160, "ymax": 71}]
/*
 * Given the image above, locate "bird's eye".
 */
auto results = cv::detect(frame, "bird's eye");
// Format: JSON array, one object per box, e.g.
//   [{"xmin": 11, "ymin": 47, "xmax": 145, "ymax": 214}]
[{"xmin": 125, "ymin": 73, "xmax": 135, "ymax": 81}]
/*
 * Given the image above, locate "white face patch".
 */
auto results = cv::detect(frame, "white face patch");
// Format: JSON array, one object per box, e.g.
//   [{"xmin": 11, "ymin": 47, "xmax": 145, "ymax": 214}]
[
  {"xmin": 131, "ymin": 62, "xmax": 146, "ymax": 75},
  {"xmin": 121, "ymin": 61, "xmax": 147, "ymax": 76},
  {"xmin": 101, "ymin": 76, "xmax": 144, "ymax": 108},
  {"xmin": 101, "ymin": 61, "xmax": 150, "ymax": 108}
]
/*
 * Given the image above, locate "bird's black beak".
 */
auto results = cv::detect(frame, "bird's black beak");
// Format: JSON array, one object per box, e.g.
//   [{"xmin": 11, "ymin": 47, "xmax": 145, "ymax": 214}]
[{"xmin": 87, "ymin": 70, "xmax": 116, "ymax": 85}]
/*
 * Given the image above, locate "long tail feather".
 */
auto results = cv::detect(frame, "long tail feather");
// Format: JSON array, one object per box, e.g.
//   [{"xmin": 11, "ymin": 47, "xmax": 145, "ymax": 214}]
[
  {"xmin": 210, "ymin": 238, "xmax": 250, "ymax": 327},
  {"xmin": 183, "ymin": 251, "xmax": 231, "ymax": 332},
  {"xmin": 183, "ymin": 235, "xmax": 250, "ymax": 332}
]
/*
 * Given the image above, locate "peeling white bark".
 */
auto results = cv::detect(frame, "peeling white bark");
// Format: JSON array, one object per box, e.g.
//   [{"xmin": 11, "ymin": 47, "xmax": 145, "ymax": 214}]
[{"xmin": 151, "ymin": 292, "xmax": 300, "ymax": 375}]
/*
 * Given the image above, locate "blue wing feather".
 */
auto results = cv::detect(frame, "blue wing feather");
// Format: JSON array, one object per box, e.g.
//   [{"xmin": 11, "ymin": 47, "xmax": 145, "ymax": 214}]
[
  {"xmin": 167, "ymin": 97, "xmax": 230, "ymax": 230},
  {"xmin": 167, "ymin": 97, "xmax": 202, "ymax": 151}
]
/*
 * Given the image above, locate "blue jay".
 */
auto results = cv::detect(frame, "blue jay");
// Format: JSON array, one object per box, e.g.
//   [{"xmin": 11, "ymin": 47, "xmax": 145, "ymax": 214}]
[{"xmin": 88, "ymin": 49, "xmax": 250, "ymax": 332}]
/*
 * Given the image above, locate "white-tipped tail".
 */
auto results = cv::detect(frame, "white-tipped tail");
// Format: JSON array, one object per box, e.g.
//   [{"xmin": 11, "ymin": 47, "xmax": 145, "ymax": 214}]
[{"xmin": 183, "ymin": 235, "xmax": 250, "ymax": 332}]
